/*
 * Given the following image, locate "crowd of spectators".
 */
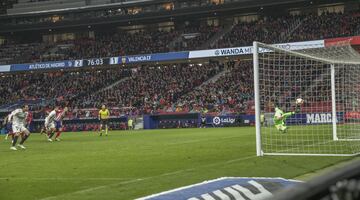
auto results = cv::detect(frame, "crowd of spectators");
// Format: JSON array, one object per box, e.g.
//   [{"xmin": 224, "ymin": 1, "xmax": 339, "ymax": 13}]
[
  {"xmin": 0, "ymin": 24, "xmax": 221, "ymax": 64},
  {"xmin": 176, "ymin": 60, "xmax": 253, "ymax": 114},
  {"xmin": 0, "ymin": 42, "xmax": 51, "ymax": 64},
  {"xmin": 51, "ymin": 29, "xmax": 178, "ymax": 60},
  {"xmin": 73, "ymin": 62, "xmax": 224, "ymax": 111},
  {"xmin": 1, "ymin": 11, "xmax": 359, "ymax": 65},
  {"xmin": 0, "ymin": 68, "xmax": 131, "ymax": 107},
  {"xmin": 1, "ymin": 0, "xmax": 225, "ymax": 25},
  {"xmin": 0, "ymin": 62, "xmax": 242, "ymax": 116},
  {"xmin": 174, "ymin": 25, "xmax": 221, "ymax": 51},
  {"xmin": 289, "ymin": 11, "xmax": 360, "ymax": 42},
  {"xmin": 0, "ymin": 0, "xmax": 17, "ymax": 15},
  {"xmin": 214, "ymin": 11, "xmax": 359, "ymax": 48},
  {"xmin": 214, "ymin": 15, "xmax": 302, "ymax": 48}
]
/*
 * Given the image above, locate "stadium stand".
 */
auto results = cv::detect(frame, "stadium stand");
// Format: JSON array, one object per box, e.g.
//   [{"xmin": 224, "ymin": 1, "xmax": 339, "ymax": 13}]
[
  {"xmin": 0, "ymin": 68, "xmax": 131, "ymax": 109},
  {"xmin": 0, "ymin": 7, "xmax": 359, "ymax": 124},
  {"xmin": 72, "ymin": 62, "xmax": 223, "ymax": 111},
  {"xmin": 0, "ymin": 0, "xmax": 17, "ymax": 15},
  {"xmin": 213, "ymin": 15, "xmax": 302, "ymax": 48},
  {"xmin": 1, "ymin": 11, "xmax": 359, "ymax": 65},
  {"xmin": 7, "ymin": 0, "xmax": 86, "ymax": 14},
  {"xmin": 176, "ymin": 60, "xmax": 253, "ymax": 114}
]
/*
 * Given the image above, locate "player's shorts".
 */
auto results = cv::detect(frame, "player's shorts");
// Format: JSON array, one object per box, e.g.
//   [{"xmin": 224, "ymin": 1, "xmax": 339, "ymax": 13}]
[
  {"xmin": 12, "ymin": 124, "xmax": 28, "ymax": 133},
  {"xmin": 100, "ymin": 119, "xmax": 109, "ymax": 126},
  {"xmin": 275, "ymin": 124, "xmax": 287, "ymax": 131},
  {"xmin": 45, "ymin": 121, "xmax": 56, "ymax": 130},
  {"xmin": 201, "ymin": 119, "xmax": 206, "ymax": 125},
  {"xmin": 6, "ymin": 123, "xmax": 12, "ymax": 133},
  {"xmin": 55, "ymin": 121, "xmax": 62, "ymax": 130}
]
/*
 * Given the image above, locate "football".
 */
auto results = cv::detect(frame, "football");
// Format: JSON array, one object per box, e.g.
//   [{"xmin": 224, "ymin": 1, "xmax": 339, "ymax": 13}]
[{"xmin": 296, "ymin": 98, "xmax": 304, "ymax": 105}]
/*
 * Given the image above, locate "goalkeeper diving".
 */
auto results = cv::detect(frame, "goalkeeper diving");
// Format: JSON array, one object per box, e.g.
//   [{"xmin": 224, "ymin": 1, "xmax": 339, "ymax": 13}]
[{"xmin": 274, "ymin": 98, "xmax": 303, "ymax": 133}]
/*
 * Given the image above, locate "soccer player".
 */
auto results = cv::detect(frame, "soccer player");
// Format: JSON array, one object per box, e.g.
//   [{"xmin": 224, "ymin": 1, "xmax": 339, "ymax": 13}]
[
  {"xmin": 45, "ymin": 106, "xmax": 59, "ymax": 142},
  {"xmin": 9, "ymin": 105, "xmax": 31, "ymax": 150},
  {"xmin": 273, "ymin": 102, "xmax": 301, "ymax": 133},
  {"xmin": 40, "ymin": 107, "xmax": 51, "ymax": 135},
  {"xmin": 54, "ymin": 106, "xmax": 68, "ymax": 141},
  {"xmin": 98, "ymin": 105, "xmax": 110, "ymax": 136},
  {"xmin": 3, "ymin": 113, "xmax": 13, "ymax": 141},
  {"xmin": 200, "ymin": 114, "xmax": 206, "ymax": 128},
  {"xmin": 25, "ymin": 110, "xmax": 33, "ymax": 131},
  {"xmin": 127, "ymin": 118, "xmax": 133, "ymax": 130}
]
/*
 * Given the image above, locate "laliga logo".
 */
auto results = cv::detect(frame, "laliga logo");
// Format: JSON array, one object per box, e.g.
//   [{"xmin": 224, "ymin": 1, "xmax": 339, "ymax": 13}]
[
  {"xmin": 213, "ymin": 117, "xmax": 236, "ymax": 125},
  {"xmin": 213, "ymin": 117, "xmax": 221, "ymax": 125}
]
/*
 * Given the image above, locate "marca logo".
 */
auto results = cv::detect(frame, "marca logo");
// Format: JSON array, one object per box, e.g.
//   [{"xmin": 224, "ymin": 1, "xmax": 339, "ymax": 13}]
[
  {"xmin": 306, "ymin": 113, "xmax": 335, "ymax": 124},
  {"xmin": 137, "ymin": 177, "xmax": 300, "ymax": 200}
]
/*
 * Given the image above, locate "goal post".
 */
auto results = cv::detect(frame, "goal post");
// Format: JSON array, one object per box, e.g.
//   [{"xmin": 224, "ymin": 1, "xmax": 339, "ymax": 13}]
[{"xmin": 253, "ymin": 41, "xmax": 360, "ymax": 156}]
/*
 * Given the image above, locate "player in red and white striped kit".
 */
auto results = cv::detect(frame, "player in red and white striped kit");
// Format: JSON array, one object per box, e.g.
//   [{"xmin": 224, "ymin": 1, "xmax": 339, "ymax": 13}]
[
  {"xmin": 54, "ymin": 107, "xmax": 68, "ymax": 141},
  {"xmin": 25, "ymin": 111, "xmax": 33, "ymax": 131}
]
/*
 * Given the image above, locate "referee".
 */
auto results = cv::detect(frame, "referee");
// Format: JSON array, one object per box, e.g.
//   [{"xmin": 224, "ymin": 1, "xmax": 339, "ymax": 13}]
[{"xmin": 98, "ymin": 104, "xmax": 110, "ymax": 136}]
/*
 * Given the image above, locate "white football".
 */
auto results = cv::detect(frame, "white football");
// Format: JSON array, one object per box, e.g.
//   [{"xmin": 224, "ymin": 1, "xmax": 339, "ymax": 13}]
[{"xmin": 296, "ymin": 98, "xmax": 304, "ymax": 105}]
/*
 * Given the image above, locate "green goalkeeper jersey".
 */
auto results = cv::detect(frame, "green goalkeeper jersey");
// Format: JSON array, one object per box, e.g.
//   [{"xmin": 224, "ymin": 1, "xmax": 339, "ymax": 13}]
[
  {"xmin": 273, "ymin": 107, "xmax": 284, "ymax": 125},
  {"xmin": 273, "ymin": 107, "xmax": 295, "ymax": 125}
]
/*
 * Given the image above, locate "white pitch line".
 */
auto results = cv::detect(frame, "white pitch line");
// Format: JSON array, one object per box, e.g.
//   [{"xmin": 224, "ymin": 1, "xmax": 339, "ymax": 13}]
[
  {"xmin": 166, "ymin": 134, "xmax": 253, "ymax": 146},
  {"xmin": 38, "ymin": 155, "xmax": 258, "ymax": 200}
]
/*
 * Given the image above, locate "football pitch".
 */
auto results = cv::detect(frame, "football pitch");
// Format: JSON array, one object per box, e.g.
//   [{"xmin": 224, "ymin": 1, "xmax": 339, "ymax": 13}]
[{"xmin": 0, "ymin": 127, "xmax": 355, "ymax": 200}]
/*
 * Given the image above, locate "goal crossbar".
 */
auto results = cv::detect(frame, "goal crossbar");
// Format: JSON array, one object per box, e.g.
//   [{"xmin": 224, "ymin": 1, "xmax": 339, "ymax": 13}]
[{"xmin": 253, "ymin": 41, "xmax": 360, "ymax": 156}]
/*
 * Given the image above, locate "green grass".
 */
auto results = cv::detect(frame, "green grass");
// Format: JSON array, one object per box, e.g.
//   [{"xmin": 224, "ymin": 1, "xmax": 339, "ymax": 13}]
[
  {"xmin": 0, "ymin": 127, "xmax": 355, "ymax": 200},
  {"xmin": 261, "ymin": 124, "xmax": 360, "ymax": 154}
]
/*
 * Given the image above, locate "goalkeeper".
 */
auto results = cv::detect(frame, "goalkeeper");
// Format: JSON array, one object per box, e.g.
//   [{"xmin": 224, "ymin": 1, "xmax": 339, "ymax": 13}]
[{"xmin": 274, "ymin": 102, "xmax": 301, "ymax": 133}]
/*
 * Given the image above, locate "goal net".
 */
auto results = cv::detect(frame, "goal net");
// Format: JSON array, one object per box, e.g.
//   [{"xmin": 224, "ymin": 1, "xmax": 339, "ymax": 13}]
[{"xmin": 253, "ymin": 41, "xmax": 360, "ymax": 156}]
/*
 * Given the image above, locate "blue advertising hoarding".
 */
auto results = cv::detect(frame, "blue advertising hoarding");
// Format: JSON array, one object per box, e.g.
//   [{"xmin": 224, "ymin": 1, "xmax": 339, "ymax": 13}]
[
  {"xmin": 3, "ymin": 39, "xmax": 325, "ymax": 73},
  {"xmin": 138, "ymin": 177, "xmax": 300, "ymax": 200},
  {"xmin": 10, "ymin": 60, "xmax": 81, "ymax": 72},
  {"xmin": 122, "ymin": 51, "xmax": 189, "ymax": 64},
  {"xmin": 286, "ymin": 112, "xmax": 344, "ymax": 125}
]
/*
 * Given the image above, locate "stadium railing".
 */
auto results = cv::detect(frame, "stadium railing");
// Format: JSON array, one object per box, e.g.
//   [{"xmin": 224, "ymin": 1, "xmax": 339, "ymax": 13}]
[{"xmin": 269, "ymin": 159, "xmax": 360, "ymax": 200}]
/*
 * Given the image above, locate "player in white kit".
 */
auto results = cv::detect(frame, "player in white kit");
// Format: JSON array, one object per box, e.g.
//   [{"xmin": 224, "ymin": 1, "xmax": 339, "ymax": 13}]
[
  {"xmin": 45, "ymin": 106, "xmax": 59, "ymax": 142},
  {"xmin": 9, "ymin": 105, "xmax": 31, "ymax": 151}
]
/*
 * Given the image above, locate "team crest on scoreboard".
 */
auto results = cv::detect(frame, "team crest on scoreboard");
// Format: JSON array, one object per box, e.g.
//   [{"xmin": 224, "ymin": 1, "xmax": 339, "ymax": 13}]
[{"xmin": 122, "ymin": 56, "xmax": 127, "ymax": 64}]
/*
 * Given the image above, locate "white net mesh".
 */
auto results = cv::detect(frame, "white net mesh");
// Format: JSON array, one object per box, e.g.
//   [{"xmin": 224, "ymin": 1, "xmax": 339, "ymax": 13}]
[{"xmin": 254, "ymin": 41, "xmax": 360, "ymax": 156}]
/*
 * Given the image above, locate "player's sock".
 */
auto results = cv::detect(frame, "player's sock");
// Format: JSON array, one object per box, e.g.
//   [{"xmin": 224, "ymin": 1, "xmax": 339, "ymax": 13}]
[
  {"xmin": 5, "ymin": 134, "xmax": 8, "ymax": 140},
  {"xmin": 105, "ymin": 127, "xmax": 108, "ymax": 135},
  {"xmin": 20, "ymin": 135, "xmax": 29, "ymax": 145},
  {"xmin": 12, "ymin": 136, "xmax": 19, "ymax": 146},
  {"xmin": 49, "ymin": 132, "xmax": 55, "ymax": 139},
  {"xmin": 55, "ymin": 131, "xmax": 61, "ymax": 139}
]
